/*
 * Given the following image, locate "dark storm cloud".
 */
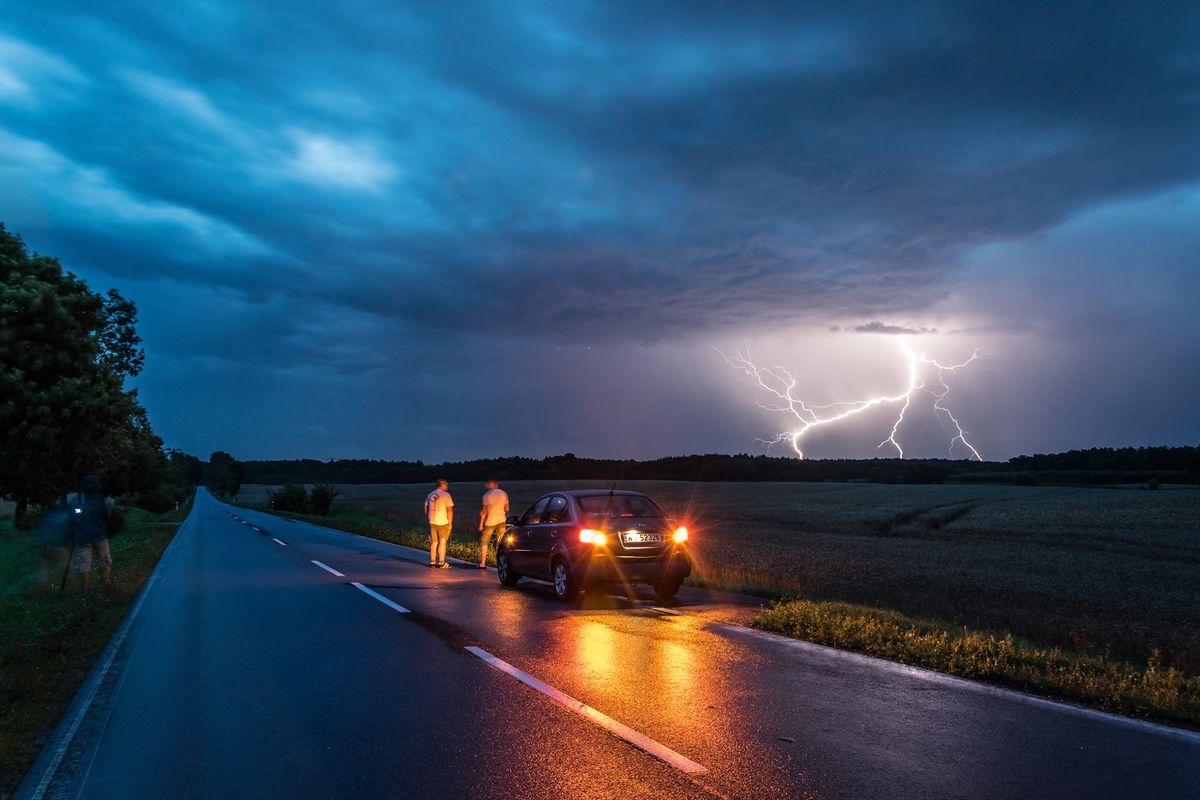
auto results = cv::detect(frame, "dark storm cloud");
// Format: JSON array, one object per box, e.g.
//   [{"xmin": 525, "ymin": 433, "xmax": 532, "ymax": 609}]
[
  {"xmin": 2, "ymin": 1, "xmax": 1198, "ymax": 457},
  {"xmin": 838, "ymin": 322, "xmax": 938, "ymax": 335}
]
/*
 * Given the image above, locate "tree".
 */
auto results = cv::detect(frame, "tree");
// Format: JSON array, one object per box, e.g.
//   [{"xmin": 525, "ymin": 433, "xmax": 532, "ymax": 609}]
[
  {"xmin": 0, "ymin": 223, "xmax": 148, "ymax": 519},
  {"xmin": 268, "ymin": 484, "xmax": 308, "ymax": 513},
  {"xmin": 168, "ymin": 449, "xmax": 205, "ymax": 487},
  {"xmin": 307, "ymin": 483, "xmax": 340, "ymax": 516},
  {"xmin": 207, "ymin": 451, "xmax": 244, "ymax": 498}
]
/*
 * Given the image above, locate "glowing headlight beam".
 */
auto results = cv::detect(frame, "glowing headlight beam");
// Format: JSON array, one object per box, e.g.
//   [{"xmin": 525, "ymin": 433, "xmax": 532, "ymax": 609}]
[{"xmin": 719, "ymin": 338, "xmax": 983, "ymax": 461}]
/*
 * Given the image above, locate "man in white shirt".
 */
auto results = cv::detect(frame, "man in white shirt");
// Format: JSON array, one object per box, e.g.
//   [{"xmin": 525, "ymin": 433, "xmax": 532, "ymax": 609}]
[
  {"xmin": 424, "ymin": 479, "xmax": 454, "ymax": 569},
  {"xmin": 477, "ymin": 478, "xmax": 509, "ymax": 569}
]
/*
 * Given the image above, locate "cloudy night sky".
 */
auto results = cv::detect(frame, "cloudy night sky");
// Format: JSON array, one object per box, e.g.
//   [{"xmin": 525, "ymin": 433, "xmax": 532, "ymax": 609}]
[{"xmin": 2, "ymin": 2, "xmax": 1197, "ymax": 462}]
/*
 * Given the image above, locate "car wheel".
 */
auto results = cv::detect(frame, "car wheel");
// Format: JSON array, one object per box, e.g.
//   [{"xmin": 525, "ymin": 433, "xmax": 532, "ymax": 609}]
[
  {"xmin": 497, "ymin": 550, "xmax": 520, "ymax": 586},
  {"xmin": 654, "ymin": 575, "xmax": 683, "ymax": 603},
  {"xmin": 552, "ymin": 559, "xmax": 580, "ymax": 602}
]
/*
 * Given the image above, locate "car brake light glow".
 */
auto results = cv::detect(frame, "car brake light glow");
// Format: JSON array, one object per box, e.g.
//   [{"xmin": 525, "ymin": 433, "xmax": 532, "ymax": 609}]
[
  {"xmin": 579, "ymin": 528, "xmax": 606, "ymax": 545},
  {"xmin": 674, "ymin": 526, "xmax": 688, "ymax": 542}
]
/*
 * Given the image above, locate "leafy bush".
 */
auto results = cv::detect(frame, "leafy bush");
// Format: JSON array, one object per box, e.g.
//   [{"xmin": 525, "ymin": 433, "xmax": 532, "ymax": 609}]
[
  {"xmin": 308, "ymin": 484, "xmax": 340, "ymax": 516},
  {"xmin": 133, "ymin": 485, "xmax": 182, "ymax": 514},
  {"xmin": 269, "ymin": 484, "xmax": 309, "ymax": 512},
  {"xmin": 106, "ymin": 506, "xmax": 127, "ymax": 536}
]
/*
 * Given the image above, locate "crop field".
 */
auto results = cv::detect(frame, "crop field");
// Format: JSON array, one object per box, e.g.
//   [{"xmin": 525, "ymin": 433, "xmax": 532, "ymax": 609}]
[{"xmin": 239, "ymin": 480, "xmax": 1200, "ymax": 675}]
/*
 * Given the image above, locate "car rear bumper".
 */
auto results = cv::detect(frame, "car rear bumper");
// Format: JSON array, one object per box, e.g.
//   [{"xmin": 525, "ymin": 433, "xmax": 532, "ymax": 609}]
[{"xmin": 579, "ymin": 550, "xmax": 691, "ymax": 584}]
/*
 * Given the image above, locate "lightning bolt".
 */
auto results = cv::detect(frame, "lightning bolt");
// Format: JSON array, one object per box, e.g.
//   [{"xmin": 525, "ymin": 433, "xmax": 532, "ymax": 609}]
[{"xmin": 720, "ymin": 338, "xmax": 983, "ymax": 460}]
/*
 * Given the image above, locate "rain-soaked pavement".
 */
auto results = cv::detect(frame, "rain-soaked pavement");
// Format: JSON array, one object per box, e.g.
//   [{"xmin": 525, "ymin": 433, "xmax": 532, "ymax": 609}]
[{"xmin": 20, "ymin": 489, "xmax": 1200, "ymax": 800}]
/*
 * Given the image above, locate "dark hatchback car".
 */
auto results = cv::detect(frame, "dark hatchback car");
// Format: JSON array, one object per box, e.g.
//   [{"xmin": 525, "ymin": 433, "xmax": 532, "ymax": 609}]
[{"xmin": 495, "ymin": 490, "xmax": 692, "ymax": 602}]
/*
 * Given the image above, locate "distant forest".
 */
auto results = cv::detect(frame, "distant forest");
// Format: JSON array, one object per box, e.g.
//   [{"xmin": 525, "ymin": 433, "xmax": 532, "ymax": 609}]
[{"xmin": 241, "ymin": 446, "xmax": 1200, "ymax": 487}]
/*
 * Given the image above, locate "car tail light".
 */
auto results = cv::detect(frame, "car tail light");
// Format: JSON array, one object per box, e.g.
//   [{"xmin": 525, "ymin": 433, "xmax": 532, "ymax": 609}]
[
  {"xmin": 579, "ymin": 528, "xmax": 606, "ymax": 545},
  {"xmin": 673, "ymin": 526, "xmax": 688, "ymax": 543}
]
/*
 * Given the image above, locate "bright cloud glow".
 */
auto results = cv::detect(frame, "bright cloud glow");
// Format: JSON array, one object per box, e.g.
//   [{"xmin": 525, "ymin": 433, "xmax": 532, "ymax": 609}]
[{"xmin": 285, "ymin": 131, "xmax": 396, "ymax": 190}]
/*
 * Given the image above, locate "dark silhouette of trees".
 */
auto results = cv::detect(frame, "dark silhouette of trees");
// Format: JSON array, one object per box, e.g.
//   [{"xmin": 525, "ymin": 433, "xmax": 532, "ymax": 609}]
[
  {"xmin": 236, "ymin": 447, "xmax": 1199, "ymax": 487},
  {"xmin": 0, "ymin": 223, "xmax": 158, "ymax": 522},
  {"xmin": 206, "ymin": 451, "xmax": 245, "ymax": 498}
]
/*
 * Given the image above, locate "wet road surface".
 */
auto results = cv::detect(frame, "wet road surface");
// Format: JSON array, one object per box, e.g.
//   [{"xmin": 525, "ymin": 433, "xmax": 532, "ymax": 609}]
[{"xmin": 20, "ymin": 489, "xmax": 1200, "ymax": 799}]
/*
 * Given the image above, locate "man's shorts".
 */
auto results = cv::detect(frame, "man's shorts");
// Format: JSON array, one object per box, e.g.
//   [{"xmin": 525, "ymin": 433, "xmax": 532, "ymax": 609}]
[
  {"xmin": 75, "ymin": 538, "xmax": 112, "ymax": 574},
  {"xmin": 480, "ymin": 523, "xmax": 505, "ymax": 546},
  {"xmin": 429, "ymin": 523, "xmax": 452, "ymax": 542}
]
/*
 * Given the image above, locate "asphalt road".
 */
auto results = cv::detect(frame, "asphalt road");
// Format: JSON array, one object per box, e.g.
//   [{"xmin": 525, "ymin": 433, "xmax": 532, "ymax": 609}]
[{"xmin": 20, "ymin": 489, "xmax": 1200, "ymax": 800}]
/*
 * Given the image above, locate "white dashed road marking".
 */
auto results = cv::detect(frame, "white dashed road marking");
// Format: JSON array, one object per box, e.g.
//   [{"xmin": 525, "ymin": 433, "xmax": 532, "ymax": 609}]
[
  {"xmin": 272, "ymin": 538, "xmax": 287, "ymax": 546},
  {"xmin": 350, "ymin": 582, "xmax": 410, "ymax": 614},
  {"xmin": 311, "ymin": 560, "xmax": 345, "ymax": 577}
]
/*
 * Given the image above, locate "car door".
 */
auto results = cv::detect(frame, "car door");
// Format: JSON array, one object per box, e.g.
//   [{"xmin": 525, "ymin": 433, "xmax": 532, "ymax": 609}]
[
  {"xmin": 510, "ymin": 496, "xmax": 549, "ymax": 573},
  {"xmin": 532, "ymin": 495, "xmax": 573, "ymax": 574}
]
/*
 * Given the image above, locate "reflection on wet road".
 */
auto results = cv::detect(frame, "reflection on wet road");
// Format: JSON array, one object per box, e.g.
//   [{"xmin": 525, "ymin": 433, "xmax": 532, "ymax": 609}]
[{"xmin": 24, "ymin": 489, "xmax": 1200, "ymax": 800}]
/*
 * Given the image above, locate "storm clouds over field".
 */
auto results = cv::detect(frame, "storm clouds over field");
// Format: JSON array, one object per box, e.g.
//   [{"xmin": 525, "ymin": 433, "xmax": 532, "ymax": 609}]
[{"xmin": 2, "ymin": 2, "xmax": 1197, "ymax": 459}]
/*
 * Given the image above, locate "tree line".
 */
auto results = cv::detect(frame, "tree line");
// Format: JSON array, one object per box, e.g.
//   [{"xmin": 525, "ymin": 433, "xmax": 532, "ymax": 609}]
[{"xmin": 240, "ymin": 447, "xmax": 1200, "ymax": 487}]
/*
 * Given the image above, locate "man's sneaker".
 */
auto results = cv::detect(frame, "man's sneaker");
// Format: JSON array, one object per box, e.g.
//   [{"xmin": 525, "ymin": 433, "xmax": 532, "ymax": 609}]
[
  {"xmin": 429, "ymin": 562, "xmax": 437, "ymax": 568},
  {"xmin": 436, "ymin": 562, "xmax": 452, "ymax": 569}
]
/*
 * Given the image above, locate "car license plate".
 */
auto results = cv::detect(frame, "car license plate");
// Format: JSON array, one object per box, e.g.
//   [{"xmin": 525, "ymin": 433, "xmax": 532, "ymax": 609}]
[{"xmin": 622, "ymin": 531, "xmax": 662, "ymax": 543}]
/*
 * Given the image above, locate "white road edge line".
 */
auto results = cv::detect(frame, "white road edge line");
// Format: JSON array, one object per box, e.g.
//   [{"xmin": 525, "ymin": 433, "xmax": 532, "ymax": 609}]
[
  {"xmin": 350, "ymin": 582, "xmax": 410, "ymax": 613},
  {"xmin": 28, "ymin": 578, "xmax": 161, "ymax": 800},
  {"xmin": 272, "ymin": 538, "xmax": 287, "ymax": 546},
  {"xmin": 647, "ymin": 606, "xmax": 682, "ymax": 616},
  {"xmin": 26, "ymin": 508, "xmax": 192, "ymax": 800},
  {"xmin": 465, "ymin": 646, "xmax": 708, "ymax": 775},
  {"xmin": 719, "ymin": 625, "xmax": 1200, "ymax": 745},
  {"xmin": 311, "ymin": 560, "xmax": 345, "ymax": 577}
]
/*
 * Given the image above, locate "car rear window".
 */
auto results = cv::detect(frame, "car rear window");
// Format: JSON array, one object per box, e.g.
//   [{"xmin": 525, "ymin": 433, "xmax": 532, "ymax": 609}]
[{"xmin": 577, "ymin": 494, "xmax": 664, "ymax": 519}]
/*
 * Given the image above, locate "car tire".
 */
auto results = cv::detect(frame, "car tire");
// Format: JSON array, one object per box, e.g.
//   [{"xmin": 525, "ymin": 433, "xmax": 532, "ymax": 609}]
[
  {"xmin": 552, "ymin": 558, "xmax": 581, "ymax": 602},
  {"xmin": 654, "ymin": 575, "xmax": 683, "ymax": 603},
  {"xmin": 497, "ymin": 550, "xmax": 520, "ymax": 586}
]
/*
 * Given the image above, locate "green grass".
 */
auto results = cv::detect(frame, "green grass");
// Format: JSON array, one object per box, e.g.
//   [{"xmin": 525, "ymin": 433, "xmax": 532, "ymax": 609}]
[
  {"xmin": 0, "ymin": 509, "xmax": 180, "ymax": 799},
  {"xmin": 752, "ymin": 598, "xmax": 1200, "ymax": 726},
  {"xmin": 242, "ymin": 480, "xmax": 1200, "ymax": 726}
]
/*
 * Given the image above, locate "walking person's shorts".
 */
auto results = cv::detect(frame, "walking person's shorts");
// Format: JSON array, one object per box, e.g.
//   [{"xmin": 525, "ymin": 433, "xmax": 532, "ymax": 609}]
[
  {"xmin": 480, "ymin": 523, "xmax": 505, "ymax": 548},
  {"xmin": 75, "ymin": 538, "xmax": 112, "ymax": 573},
  {"xmin": 430, "ymin": 524, "xmax": 452, "ymax": 543}
]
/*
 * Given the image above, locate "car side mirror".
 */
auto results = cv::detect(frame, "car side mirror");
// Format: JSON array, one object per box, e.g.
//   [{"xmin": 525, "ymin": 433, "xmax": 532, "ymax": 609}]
[{"xmin": 506, "ymin": 514, "xmax": 520, "ymax": 526}]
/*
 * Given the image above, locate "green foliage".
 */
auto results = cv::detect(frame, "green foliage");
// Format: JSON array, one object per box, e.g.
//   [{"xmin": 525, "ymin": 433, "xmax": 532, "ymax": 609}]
[
  {"xmin": 132, "ymin": 485, "xmax": 185, "ymax": 514},
  {"xmin": 206, "ymin": 451, "xmax": 244, "ymax": 498},
  {"xmin": 268, "ymin": 484, "xmax": 309, "ymax": 512},
  {"xmin": 0, "ymin": 223, "xmax": 158, "ymax": 515},
  {"xmin": 307, "ymin": 483, "xmax": 340, "ymax": 516},
  {"xmin": 751, "ymin": 599, "xmax": 1200, "ymax": 726},
  {"xmin": 167, "ymin": 450, "xmax": 204, "ymax": 487},
  {"xmin": 107, "ymin": 505, "xmax": 127, "ymax": 536}
]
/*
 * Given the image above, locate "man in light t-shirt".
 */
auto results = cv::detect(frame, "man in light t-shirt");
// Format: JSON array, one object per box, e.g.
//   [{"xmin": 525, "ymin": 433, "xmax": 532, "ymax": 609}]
[
  {"xmin": 477, "ymin": 477, "xmax": 509, "ymax": 569},
  {"xmin": 424, "ymin": 479, "xmax": 454, "ymax": 569}
]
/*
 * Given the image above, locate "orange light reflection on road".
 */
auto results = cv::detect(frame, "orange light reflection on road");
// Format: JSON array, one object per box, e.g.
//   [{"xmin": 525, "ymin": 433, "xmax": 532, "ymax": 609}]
[{"xmin": 576, "ymin": 621, "xmax": 617, "ymax": 686}]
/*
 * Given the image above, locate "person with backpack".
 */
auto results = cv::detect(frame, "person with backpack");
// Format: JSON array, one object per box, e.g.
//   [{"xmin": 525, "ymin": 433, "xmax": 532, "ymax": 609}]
[
  {"xmin": 34, "ymin": 495, "xmax": 72, "ymax": 588},
  {"xmin": 72, "ymin": 474, "xmax": 114, "ymax": 591}
]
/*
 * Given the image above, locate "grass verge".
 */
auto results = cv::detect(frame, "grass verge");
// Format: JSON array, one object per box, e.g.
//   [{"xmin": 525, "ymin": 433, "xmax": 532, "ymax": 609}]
[
  {"xmin": 752, "ymin": 598, "xmax": 1200, "ymax": 727},
  {"xmin": 0, "ymin": 508, "xmax": 181, "ymax": 799},
  {"xmin": 258, "ymin": 503, "xmax": 1200, "ymax": 729}
]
